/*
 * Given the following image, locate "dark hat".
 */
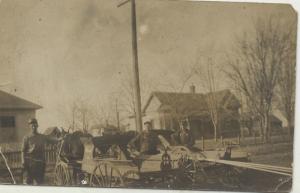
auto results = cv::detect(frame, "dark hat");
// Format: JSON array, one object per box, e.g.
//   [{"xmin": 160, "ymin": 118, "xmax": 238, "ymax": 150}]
[
  {"xmin": 144, "ymin": 121, "xmax": 152, "ymax": 125},
  {"xmin": 28, "ymin": 118, "xmax": 38, "ymax": 124}
]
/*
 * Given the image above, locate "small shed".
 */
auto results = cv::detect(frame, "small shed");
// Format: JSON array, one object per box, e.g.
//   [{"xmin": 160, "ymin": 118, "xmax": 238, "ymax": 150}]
[{"xmin": 240, "ymin": 113, "xmax": 283, "ymax": 136}]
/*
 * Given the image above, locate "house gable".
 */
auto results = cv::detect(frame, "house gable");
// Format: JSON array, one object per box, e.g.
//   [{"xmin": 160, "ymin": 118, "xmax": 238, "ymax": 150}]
[{"xmin": 144, "ymin": 95, "xmax": 162, "ymax": 114}]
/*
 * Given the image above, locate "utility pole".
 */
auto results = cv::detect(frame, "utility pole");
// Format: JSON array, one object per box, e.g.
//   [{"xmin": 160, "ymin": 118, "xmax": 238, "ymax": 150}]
[
  {"xmin": 115, "ymin": 98, "xmax": 120, "ymax": 130},
  {"xmin": 118, "ymin": 0, "xmax": 143, "ymax": 132}
]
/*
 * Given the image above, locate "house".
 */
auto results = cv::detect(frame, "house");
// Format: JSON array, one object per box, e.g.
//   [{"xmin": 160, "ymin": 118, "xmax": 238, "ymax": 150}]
[
  {"xmin": 0, "ymin": 90, "xmax": 42, "ymax": 143},
  {"xmin": 142, "ymin": 87, "xmax": 241, "ymax": 139}
]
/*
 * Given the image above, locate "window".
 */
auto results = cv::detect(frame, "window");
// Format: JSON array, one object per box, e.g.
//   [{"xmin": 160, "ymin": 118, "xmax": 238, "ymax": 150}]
[{"xmin": 0, "ymin": 116, "xmax": 15, "ymax": 128}]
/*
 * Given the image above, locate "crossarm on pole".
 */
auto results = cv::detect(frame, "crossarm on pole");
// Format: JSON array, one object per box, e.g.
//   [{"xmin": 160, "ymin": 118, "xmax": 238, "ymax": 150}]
[{"xmin": 117, "ymin": 0, "xmax": 131, "ymax": 7}]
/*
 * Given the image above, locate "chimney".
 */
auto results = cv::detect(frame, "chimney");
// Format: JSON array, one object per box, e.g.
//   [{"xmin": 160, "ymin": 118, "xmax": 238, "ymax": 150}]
[{"xmin": 190, "ymin": 84, "xmax": 196, "ymax": 94}]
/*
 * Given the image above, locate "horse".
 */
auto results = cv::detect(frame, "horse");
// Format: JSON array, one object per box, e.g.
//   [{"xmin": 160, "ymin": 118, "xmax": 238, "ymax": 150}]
[
  {"xmin": 58, "ymin": 130, "xmax": 95, "ymax": 162},
  {"xmin": 54, "ymin": 130, "xmax": 92, "ymax": 185}
]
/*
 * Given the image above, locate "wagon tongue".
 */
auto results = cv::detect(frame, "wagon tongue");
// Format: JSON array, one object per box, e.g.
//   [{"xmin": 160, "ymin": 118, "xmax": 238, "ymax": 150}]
[{"xmin": 158, "ymin": 135, "xmax": 171, "ymax": 150}]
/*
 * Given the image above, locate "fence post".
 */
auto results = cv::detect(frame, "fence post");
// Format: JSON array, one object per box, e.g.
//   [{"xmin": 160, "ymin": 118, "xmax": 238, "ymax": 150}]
[
  {"xmin": 202, "ymin": 136, "xmax": 205, "ymax": 151},
  {"xmin": 254, "ymin": 134, "xmax": 257, "ymax": 145},
  {"xmin": 220, "ymin": 136, "xmax": 223, "ymax": 146},
  {"xmin": 238, "ymin": 135, "xmax": 240, "ymax": 145}
]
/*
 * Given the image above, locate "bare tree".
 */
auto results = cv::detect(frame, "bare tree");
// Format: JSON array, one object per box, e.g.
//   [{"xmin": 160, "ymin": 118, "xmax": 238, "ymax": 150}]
[
  {"xmin": 75, "ymin": 100, "xmax": 91, "ymax": 132},
  {"xmin": 57, "ymin": 97, "xmax": 97, "ymax": 132},
  {"xmin": 90, "ymin": 101, "xmax": 115, "ymax": 126},
  {"xmin": 195, "ymin": 57, "xmax": 219, "ymax": 141},
  {"xmin": 119, "ymin": 73, "xmax": 136, "ymax": 116},
  {"xmin": 195, "ymin": 57, "xmax": 239, "ymax": 141},
  {"xmin": 226, "ymin": 16, "xmax": 294, "ymax": 142},
  {"xmin": 277, "ymin": 26, "xmax": 296, "ymax": 137},
  {"xmin": 117, "ymin": 66, "xmax": 157, "ymax": 130},
  {"xmin": 57, "ymin": 99, "xmax": 80, "ymax": 131}
]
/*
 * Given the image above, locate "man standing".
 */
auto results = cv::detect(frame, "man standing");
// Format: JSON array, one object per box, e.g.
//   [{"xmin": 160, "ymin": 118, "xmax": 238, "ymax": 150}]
[
  {"xmin": 22, "ymin": 118, "xmax": 47, "ymax": 185},
  {"xmin": 128, "ymin": 121, "xmax": 160, "ymax": 155}
]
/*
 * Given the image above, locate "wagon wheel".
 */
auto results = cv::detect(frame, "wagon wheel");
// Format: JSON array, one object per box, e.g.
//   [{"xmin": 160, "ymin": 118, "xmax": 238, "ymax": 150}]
[
  {"xmin": 54, "ymin": 161, "xmax": 72, "ymax": 186},
  {"xmin": 170, "ymin": 147, "xmax": 195, "ymax": 181},
  {"xmin": 218, "ymin": 165, "xmax": 242, "ymax": 188},
  {"xmin": 171, "ymin": 146, "xmax": 191, "ymax": 157},
  {"xmin": 122, "ymin": 170, "xmax": 140, "ymax": 187},
  {"xmin": 178, "ymin": 159, "xmax": 198, "ymax": 183},
  {"xmin": 89, "ymin": 161, "xmax": 124, "ymax": 188},
  {"xmin": 274, "ymin": 177, "xmax": 292, "ymax": 192}
]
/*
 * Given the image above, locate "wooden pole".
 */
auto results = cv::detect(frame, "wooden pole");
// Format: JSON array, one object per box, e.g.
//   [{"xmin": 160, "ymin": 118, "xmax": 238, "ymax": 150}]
[
  {"xmin": 220, "ymin": 135, "xmax": 223, "ymax": 146},
  {"xmin": 82, "ymin": 111, "xmax": 85, "ymax": 132},
  {"xmin": 117, "ymin": 0, "xmax": 142, "ymax": 132},
  {"xmin": 204, "ymin": 158, "xmax": 292, "ymax": 176},
  {"xmin": 115, "ymin": 99, "xmax": 120, "ymax": 130},
  {"xmin": 131, "ymin": 0, "xmax": 143, "ymax": 132},
  {"xmin": 202, "ymin": 136, "xmax": 205, "ymax": 151}
]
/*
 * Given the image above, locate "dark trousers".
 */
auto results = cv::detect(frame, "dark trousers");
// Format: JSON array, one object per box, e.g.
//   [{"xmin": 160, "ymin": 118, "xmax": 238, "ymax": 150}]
[{"xmin": 23, "ymin": 160, "xmax": 45, "ymax": 185}]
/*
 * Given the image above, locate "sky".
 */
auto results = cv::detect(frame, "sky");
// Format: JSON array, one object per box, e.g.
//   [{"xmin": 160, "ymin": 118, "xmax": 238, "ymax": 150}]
[{"xmin": 0, "ymin": 0, "xmax": 296, "ymax": 130}]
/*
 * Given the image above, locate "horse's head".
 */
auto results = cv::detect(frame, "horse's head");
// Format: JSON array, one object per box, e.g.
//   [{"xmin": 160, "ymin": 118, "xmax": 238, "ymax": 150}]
[
  {"xmin": 60, "ymin": 131, "xmax": 85, "ymax": 162},
  {"xmin": 59, "ymin": 127, "xmax": 68, "ymax": 137}
]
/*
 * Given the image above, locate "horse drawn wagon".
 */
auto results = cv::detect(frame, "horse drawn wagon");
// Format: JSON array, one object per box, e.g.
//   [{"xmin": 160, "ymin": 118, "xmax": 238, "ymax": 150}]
[{"xmin": 53, "ymin": 130, "xmax": 252, "ymax": 188}]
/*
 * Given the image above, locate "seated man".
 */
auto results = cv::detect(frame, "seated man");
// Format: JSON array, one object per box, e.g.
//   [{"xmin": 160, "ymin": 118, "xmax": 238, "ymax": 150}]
[
  {"xmin": 128, "ymin": 121, "xmax": 160, "ymax": 155},
  {"xmin": 171, "ymin": 121, "xmax": 195, "ymax": 148},
  {"xmin": 222, "ymin": 146, "xmax": 232, "ymax": 160}
]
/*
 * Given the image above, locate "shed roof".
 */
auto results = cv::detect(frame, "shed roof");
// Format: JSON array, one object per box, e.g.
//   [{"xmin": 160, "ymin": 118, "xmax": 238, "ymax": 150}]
[{"xmin": 0, "ymin": 90, "xmax": 42, "ymax": 110}]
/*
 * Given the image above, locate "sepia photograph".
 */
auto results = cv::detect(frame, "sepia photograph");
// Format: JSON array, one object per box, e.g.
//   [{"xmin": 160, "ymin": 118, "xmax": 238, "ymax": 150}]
[{"xmin": 0, "ymin": 0, "xmax": 297, "ymax": 192}]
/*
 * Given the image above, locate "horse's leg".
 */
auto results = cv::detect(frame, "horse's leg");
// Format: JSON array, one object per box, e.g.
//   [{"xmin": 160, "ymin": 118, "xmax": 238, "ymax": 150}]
[{"xmin": 73, "ymin": 165, "xmax": 77, "ymax": 185}]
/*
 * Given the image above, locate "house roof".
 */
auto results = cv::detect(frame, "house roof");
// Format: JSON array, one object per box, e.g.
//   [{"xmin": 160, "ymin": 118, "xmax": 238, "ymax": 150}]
[
  {"xmin": 143, "ymin": 89, "xmax": 240, "ymax": 116},
  {"xmin": 0, "ymin": 90, "xmax": 42, "ymax": 110}
]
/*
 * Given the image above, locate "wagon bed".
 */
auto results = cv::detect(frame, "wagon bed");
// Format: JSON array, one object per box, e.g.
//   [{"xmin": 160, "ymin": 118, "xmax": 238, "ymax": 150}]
[{"xmin": 54, "ymin": 131, "xmax": 251, "ymax": 188}]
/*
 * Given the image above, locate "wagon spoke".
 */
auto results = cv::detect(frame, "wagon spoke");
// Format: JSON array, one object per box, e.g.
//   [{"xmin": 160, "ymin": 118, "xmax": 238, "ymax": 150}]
[
  {"xmin": 110, "ymin": 167, "xmax": 113, "ymax": 187},
  {"xmin": 96, "ymin": 166, "xmax": 105, "ymax": 186},
  {"xmin": 63, "ymin": 166, "xmax": 68, "ymax": 184},
  {"xmin": 90, "ymin": 162, "xmax": 124, "ymax": 188},
  {"xmin": 99, "ymin": 166, "xmax": 105, "ymax": 186},
  {"xmin": 60, "ymin": 166, "xmax": 65, "ymax": 184},
  {"xmin": 94, "ymin": 173, "xmax": 103, "ymax": 186},
  {"xmin": 104, "ymin": 164, "xmax": 108, "ymax": 186},
  {"xmin": 54, "ymin": 162, "xmax": 71, "ymax": 186},
  {"xmin": 59, "ymin": 166, "xmax": 63, "ymax": 183}
]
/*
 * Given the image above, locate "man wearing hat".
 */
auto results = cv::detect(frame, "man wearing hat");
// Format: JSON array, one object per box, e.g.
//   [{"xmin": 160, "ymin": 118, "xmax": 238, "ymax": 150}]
[
  {"xmin": 171, "ymin": 120, "xmax": 195, "ymax": 148},
  {"xmin": 128, "ymin": 121, "xmax": 160, "ymax": 155},
  {"xmin": 21, "ymin": 118, "xmax": 51, "ymax": 185}
]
